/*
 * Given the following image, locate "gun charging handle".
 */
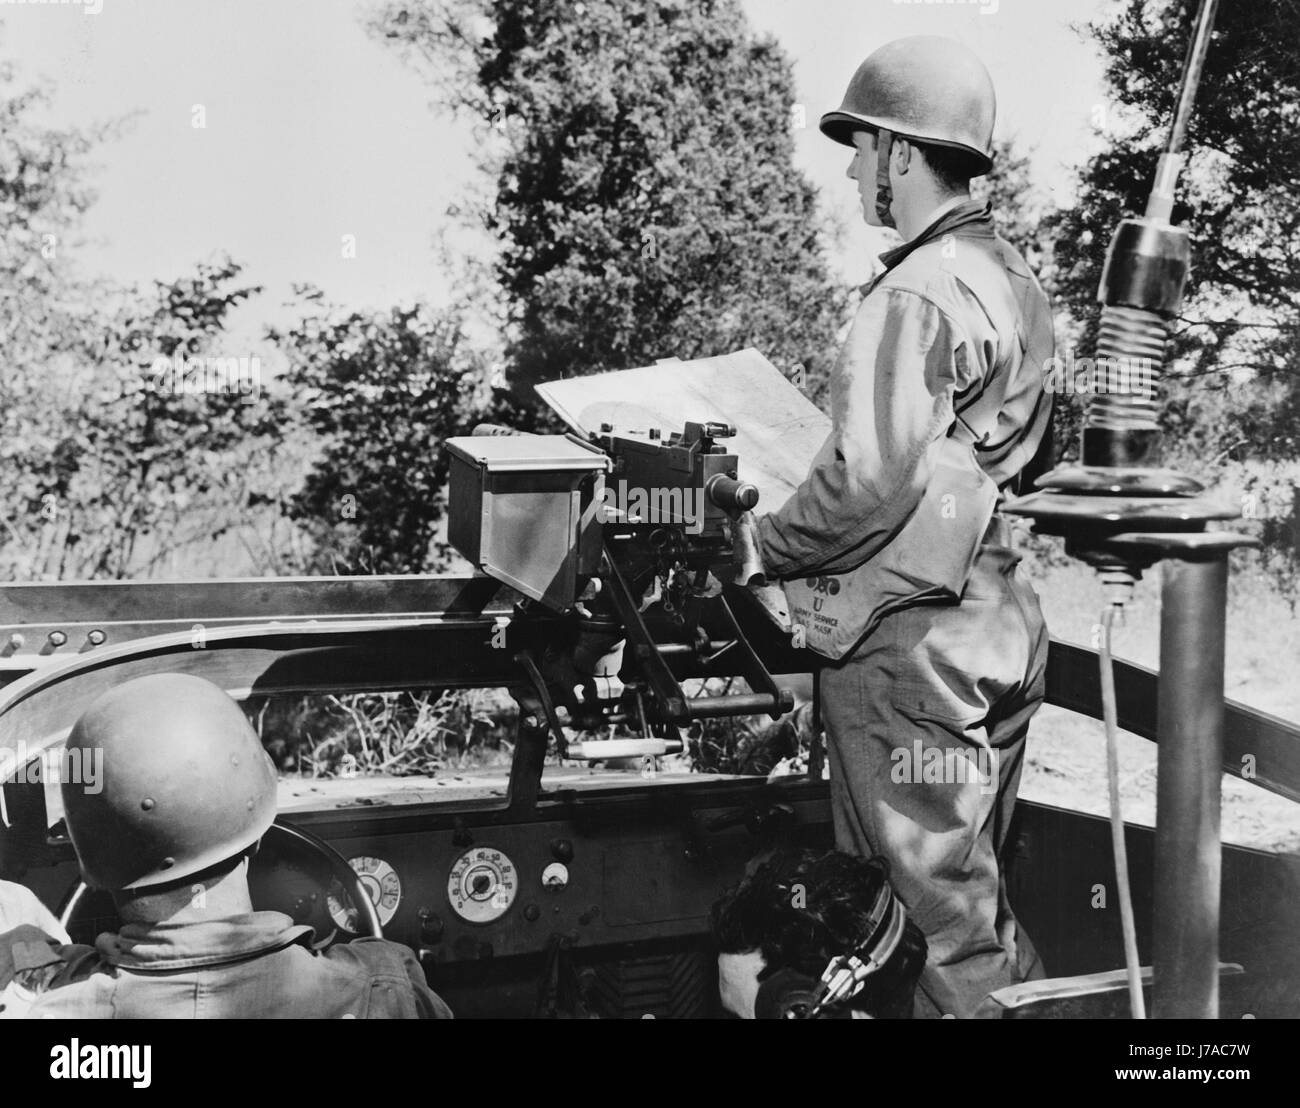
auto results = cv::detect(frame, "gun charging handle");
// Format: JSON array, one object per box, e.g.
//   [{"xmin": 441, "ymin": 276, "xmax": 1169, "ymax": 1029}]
[{"xmin": 705, "ymin": 473, "xmax": 759, "ymax": 513}]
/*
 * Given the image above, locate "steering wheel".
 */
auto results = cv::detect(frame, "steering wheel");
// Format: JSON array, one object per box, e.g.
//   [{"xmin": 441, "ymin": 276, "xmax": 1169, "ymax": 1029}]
[{"xmin": 60, "ymin": 818, "xmax": 383, "ymax": 943}]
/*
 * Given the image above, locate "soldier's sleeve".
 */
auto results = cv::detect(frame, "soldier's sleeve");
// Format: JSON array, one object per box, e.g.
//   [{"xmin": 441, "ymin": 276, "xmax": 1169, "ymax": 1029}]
[
  {"xmin": 368, "ymin": 939, "xmax": 453, "ymax": 1018},
  {"xmin": 402, "ymin": 949, "xmax": 454, "ymax": 1019},
  {"xmin": 756, "ymin": 287, "xmax": 975, "ymax": 578}
]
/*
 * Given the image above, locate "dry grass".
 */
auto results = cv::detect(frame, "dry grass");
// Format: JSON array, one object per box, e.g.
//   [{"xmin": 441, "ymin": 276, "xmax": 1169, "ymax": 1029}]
[{"xmin": 249, "ymin": 687, "xmax": 517, "ymax": 778}]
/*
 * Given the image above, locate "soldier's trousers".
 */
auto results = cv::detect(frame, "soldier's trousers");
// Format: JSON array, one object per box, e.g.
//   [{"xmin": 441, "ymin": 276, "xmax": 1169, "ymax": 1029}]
[{"xmin": 820, "ymin": 543, "xmax": 1049, "ymax": 1018}]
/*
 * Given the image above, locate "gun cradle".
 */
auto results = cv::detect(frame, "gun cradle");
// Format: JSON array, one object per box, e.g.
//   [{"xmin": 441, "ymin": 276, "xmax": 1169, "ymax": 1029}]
[{"xmin": 445, "ymin": 420, "xmax": 791, "ymax": 743}]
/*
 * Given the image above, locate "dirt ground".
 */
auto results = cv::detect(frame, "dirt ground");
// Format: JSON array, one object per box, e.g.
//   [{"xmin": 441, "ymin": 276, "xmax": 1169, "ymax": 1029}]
[{"xmin": 1019, "ymin": 553, "xmax": 1300, "ymax": 854}]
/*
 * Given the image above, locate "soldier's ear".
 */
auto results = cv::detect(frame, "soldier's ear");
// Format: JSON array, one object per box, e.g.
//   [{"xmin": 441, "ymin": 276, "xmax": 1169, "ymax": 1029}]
[{"xmin": 894, "ymin": 138, "xmax": 913, "ymax": 176}]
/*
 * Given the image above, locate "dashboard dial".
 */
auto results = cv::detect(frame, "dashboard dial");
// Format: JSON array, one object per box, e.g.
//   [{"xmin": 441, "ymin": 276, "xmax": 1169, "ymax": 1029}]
[
  {"xmin": 448, "ymin": 846, "xmax": 518, "ymax": 923},
  {"xmin": 541, "ymin": 861, "xmax": 570, "ymax": 890},
  {"xmin": 328, "ymin": 855, "xmax": 402, "ymax": 930}
]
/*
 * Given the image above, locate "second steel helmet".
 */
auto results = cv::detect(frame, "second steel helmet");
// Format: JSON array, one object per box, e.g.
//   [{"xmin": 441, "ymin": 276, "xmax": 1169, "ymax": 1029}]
[
  {"xmin": 820, "ymin": 36, "xmax": 996, "ymax": 175},
  {"xmin": 63, "ymin": 673, "xmax": 278, "ymax": 891}
]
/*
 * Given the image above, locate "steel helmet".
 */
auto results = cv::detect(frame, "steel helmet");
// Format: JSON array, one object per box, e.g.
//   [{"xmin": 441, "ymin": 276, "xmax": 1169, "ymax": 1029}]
[
  {"xmin": 63, "ymin": 673, "xmax": 278, "ymax": 891},
  {"xmin": 820, "ymin": 36, "xmax": 996, "ymax": 175}
]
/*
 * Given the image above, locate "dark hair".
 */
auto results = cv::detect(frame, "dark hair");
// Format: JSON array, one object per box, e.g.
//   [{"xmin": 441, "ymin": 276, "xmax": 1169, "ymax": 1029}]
[
  {"xmin": 711, "ymin": 849, "xmax": 927, "ymax": 1018},
  {"xmin": 914, "ymin": 141, "xmax": 982, "ymax": 192}
]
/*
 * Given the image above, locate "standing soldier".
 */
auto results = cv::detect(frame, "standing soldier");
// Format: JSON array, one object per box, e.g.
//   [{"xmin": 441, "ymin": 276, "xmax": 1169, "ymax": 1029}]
[{"xmin": 757, "ymin": 36, "xmax": 1054, "ymax": 1019}]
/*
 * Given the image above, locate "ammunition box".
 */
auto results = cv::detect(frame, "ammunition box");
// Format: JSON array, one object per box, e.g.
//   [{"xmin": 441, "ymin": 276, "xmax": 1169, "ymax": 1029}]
[{"xmin": 446, "ymin": 435, "xmax": 609, "ymax": 611}]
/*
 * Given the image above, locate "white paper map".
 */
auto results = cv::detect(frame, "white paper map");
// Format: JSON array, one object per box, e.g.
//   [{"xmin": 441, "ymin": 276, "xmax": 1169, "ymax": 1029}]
[{"xmin": 536, "ymin": 347, "xmax": 830, "ymax": 515}]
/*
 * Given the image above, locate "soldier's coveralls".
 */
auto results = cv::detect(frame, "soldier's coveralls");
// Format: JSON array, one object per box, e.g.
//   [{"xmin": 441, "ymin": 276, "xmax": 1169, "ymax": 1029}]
[
  {"xmin": 25, "ymin": 912, "xmax": 452, "ymax": 1019},
  {"xmin": 758, "ymin": 199, "xmax": 1054, "ymax": 1019}
]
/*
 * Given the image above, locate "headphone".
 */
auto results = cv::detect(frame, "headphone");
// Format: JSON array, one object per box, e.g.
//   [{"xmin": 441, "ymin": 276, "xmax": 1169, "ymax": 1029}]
[{"xmin": 752, "ymin": 881, "xmax": 909, "ymax": 1019}]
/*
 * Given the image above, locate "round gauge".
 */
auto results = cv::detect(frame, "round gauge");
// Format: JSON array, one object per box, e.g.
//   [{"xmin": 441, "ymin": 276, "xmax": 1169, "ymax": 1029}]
[
  {"xmin": 541, "ymin": 861, "xmax": 569, "ymax": 890},
  {"xmin": 447, "ymin": 846, "xmax": 518, "ymax": 923},
  {"xmin": 328, "ymin": 855, "xmax": 402, "ymax": 930}
]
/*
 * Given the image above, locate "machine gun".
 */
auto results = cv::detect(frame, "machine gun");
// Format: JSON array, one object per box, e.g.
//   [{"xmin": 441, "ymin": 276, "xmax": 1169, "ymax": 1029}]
[{"xmin": 445, "ymin": 417, "xmax": 792, "ymax": 765}]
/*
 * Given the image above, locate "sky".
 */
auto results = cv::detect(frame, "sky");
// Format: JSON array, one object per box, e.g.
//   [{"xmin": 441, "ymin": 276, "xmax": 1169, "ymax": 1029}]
[{"xmin": 0, "ymin": 0, "xmax": 1113, "ymax": 350}]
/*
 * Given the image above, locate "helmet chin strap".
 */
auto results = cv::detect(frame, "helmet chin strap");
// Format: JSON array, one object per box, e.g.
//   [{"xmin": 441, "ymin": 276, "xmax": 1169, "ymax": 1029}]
[{"xmin": 875, "ymin": 127, "xmax": 896, "ymax": 229}]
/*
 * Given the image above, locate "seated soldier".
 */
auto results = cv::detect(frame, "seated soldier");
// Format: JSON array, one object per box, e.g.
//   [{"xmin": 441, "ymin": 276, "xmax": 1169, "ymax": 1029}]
[
  {"xmin": 711, "ymin": 848, "xmax": 926, "ymax": 1019},
  {"xmin": 27, "ymin": 673, "xmax": 451, "ymax": 1019}
]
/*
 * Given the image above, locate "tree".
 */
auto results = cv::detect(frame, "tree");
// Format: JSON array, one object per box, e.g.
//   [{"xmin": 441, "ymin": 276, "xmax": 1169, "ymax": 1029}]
[
  {"xmin": 4, "ymin": 257, "xmax": 285, "ymax": 580},
  {"xmin": 272, "ymin": 293, "xmax": 488, "ymax": 574},
  {"xmin": 372, "ymin": 0, "xmax": 846, "ymax": 401},
  {"xmin": 1049, "ymin": 0, "xmax": 1300, "ymax": 467},
  {"xmin": 0, "ymin": 64, "xmax": 284, "ymax": 581},
  {"xmin": 1043, "ymin": 0, "xmax": 1300, "ymax": 595},
  {"xmin": 0, "ymin": 64, "xmax": 100, "ymax": 576},
  {"xmin": 975, "ymin": 139, "xmax": 1055, "ymax": 281}
]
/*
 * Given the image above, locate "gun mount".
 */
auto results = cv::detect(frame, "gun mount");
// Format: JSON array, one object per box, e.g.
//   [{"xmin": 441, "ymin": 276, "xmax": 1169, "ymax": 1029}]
[{"xmin": 445, "ymin": 417, "xmax": 790, "ymax": 767}]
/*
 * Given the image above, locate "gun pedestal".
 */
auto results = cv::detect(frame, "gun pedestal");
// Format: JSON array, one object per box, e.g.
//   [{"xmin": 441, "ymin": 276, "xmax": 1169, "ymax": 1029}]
[{"xmin": 446, "ymin": 417, "xmax": 793, "ymax": 808}]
